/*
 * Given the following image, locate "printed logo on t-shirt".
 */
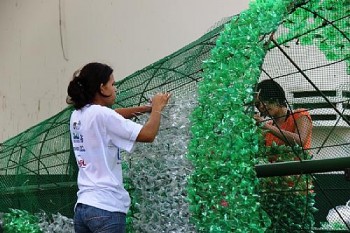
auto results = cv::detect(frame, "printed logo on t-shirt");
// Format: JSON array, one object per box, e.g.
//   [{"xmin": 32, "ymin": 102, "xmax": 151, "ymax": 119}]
[
  {"xmin": 73, "ymin": 145, "xmax": 86, "ymax": 152},
  {"xmin": 72, "ymin": 133, "xmax": 83, "ymax": 143},
  {"xmin": 72, "ymin": 121, "xmax": 81, "ymax": 130},
  {"xmin": 77, "ymin": 156, "xmax": 87, "ymax": 168},
  {"xmin": 108, "ymin": 144, "xmax": 122, "ymax": 164}
]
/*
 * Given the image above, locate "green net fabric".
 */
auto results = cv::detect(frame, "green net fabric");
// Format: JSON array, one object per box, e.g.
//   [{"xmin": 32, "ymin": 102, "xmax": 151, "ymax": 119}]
[
  {"xmin": 0, "ymin": 107, "xmax": 76, "ymax": 218},
  {"xmin": 0, "ymin": 0, "xmax": 349, "ymax": 232}
]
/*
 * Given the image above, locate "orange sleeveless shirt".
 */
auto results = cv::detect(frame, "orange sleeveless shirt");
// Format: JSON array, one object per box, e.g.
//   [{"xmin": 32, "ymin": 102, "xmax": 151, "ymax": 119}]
[
  {"xmin": 265, "ymin": 109, "xmax": 312, "ymax": 150},
  {"xmin": 263, "ymin": 109, "xmax": 313, "ymax": 193}
]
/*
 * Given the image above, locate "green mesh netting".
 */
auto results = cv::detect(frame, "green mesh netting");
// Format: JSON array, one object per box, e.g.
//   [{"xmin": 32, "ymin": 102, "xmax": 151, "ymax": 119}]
[
  {"xmin": 0, "ymin": 0, "xmax": 349, "ymax": 232},
  {"xmin": 0, "ymin": 108, "xmax": 76, "ymax": 218}
]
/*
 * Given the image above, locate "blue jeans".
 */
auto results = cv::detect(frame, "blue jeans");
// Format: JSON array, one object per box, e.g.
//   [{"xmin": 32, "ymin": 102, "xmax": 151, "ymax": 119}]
[{"xmin": 74, "ymin": 203, "xmax": 126, "ymax": 233}]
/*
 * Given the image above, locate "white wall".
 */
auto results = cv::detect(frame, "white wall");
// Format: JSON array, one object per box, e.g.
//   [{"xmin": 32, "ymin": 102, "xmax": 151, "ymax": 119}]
[{"xmin": 0, "ymin": 0, "xmax": 250, "ymax": 142}]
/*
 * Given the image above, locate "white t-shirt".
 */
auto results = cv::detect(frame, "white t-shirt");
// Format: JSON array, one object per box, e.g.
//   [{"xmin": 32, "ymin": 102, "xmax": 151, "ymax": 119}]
[{"xmin": 70, "ymin": 104, "xmax": 143, "ymax": 213}]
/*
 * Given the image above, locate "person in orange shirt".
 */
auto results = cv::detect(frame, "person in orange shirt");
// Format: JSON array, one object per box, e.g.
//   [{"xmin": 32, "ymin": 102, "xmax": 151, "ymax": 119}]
[
  {"xmin": 254, "ymin": 79, "xmax": 312, "ymax": 162},
  {"xmin": 253, "ymin": 79, "xmax": 315, "ymax": 232}
]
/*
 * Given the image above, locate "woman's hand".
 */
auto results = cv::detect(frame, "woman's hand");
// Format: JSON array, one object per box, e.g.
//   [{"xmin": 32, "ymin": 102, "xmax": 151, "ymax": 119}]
[
  {"xmin": 136, "ymin": 92, "xmax": 171, "ymax": 142},
  {"xmin": 254, "ymin": 114, "xmax": 263, "ymax": 123},
  {"xmin": 254, "ymin": 114, "xmax": 267, "ymax": 128},
  {"xmin": 151, "ymin": 93, "xmax": 171, "ymax": 112}
]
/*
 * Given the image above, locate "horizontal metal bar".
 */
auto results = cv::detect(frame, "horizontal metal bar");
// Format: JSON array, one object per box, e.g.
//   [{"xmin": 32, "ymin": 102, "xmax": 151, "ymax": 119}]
[{"xmin": 255, "ymin": 156, "xmax": 350, "ymax": 177}]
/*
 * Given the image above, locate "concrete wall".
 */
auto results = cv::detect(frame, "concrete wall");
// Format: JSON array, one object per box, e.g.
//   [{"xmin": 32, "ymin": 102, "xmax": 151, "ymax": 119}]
[{"xmin": 0, "ymin": 0, "xmax": 250, "ymax": 142}]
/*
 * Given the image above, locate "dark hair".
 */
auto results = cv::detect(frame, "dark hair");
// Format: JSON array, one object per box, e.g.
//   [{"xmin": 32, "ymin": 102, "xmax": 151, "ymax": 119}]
[
  {"xmin": 256, "ymin": 79, "xmax": 287, "ymax": 107},
  {"xmin": 67, "ymin": 62, "xmax": 113, "ymax": 109}
]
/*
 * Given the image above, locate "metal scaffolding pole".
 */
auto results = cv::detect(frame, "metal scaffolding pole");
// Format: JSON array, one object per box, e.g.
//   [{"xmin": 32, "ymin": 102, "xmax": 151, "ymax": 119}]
[{"xmin": 255, "ymin": 156, "xmax": 350, "ymax": 177}]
